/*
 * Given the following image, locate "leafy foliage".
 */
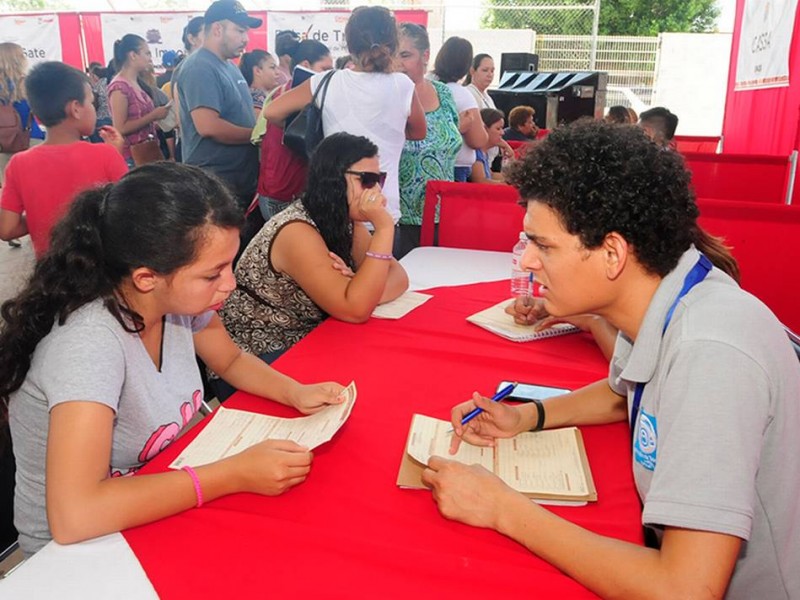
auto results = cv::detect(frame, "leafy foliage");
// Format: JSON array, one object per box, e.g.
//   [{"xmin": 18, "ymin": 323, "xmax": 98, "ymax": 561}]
[{"xmin": 483, "ymin": 0, "xmax": 720, "ymax": 36}]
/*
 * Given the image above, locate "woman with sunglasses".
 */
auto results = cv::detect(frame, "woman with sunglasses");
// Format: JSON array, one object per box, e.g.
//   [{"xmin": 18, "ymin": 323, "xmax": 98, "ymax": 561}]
[{"xmin": 217, "ymin": 133, "xmax": 408, "ymax": 399}]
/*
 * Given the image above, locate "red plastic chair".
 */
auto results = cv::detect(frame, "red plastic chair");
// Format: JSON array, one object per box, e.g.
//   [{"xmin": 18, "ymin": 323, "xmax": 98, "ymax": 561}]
[
  {"xmin": 506, "ymin": 139, "xmax": 533, "ymax": 159},
  {"xmin": 673, "ymin": 135, "xmax": 720, "ymax": 154},
  {"xmin": 697, "ymin": 198, "xmax": 800, "ymax": 332},
  {"xmin": 683, "ymin": 152, "xmax": 793, "ymax": 204},
  {"xmin": 421, "ymin": 181, "xmax": 524, "ymax": 252}
]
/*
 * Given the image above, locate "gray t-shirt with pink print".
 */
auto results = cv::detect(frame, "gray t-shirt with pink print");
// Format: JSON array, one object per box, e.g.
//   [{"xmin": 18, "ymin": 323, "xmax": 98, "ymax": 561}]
[{"xmin": 9, "ymin": 299, "xmax": 213, "ymax": 556}]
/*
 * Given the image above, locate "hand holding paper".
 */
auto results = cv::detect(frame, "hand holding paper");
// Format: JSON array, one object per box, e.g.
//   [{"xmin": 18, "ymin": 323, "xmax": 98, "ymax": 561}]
[
  {"xmin": 289, "ymin": 381, "xmax": 347, "ymax": 415},
  {"xmin": 421, "ymin": 456, "xmax": 518, "ymax": 530},
  {"xmin": 171, "ymin": 381, "xmax": 357, "ymax": 470},
  {"xmin": 235, "ymin": 439, "xmax": 313, "ymax": 496}
]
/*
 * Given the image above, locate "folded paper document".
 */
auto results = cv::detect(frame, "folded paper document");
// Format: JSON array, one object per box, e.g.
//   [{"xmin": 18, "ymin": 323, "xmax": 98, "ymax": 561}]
[{"xmin": 170, "ymin": 381, "xmax": 357, "ymax": 469}]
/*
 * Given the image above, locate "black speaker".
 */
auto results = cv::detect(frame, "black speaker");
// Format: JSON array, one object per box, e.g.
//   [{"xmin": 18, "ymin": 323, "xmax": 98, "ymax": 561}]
[
  {"xmin": 489, "ymin": 71, "xmax": 608, "ymax": 130},
  {"xmin": 500, "ymin": 53, "xmax": 539, "ymax": 75}
]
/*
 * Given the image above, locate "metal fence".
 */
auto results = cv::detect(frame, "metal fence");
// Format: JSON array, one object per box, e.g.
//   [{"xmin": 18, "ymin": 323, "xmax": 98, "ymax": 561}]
[
  {"xmin": 318, "ymin": 0, "xmax": 660, "ymax": 111},
  {"xmin": 535, "ymin": 35, "xmax": 659, "ymax": 108},
  {"xmin": 477, "ymin": 0, "xmax": 599, "ymax": 37}
]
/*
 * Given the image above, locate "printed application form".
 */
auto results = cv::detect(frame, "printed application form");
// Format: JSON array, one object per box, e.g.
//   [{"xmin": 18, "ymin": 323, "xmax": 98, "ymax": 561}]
[
  {"xmin": 170, "ymin": 381, "xmax": 357, "ymax": 469},
  {"xmin": 403, "ymin": 414, "xmax": 596, "ymax": 501}
]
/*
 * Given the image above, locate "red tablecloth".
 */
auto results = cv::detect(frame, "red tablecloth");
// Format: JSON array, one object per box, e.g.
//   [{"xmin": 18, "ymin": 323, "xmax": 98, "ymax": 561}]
[{"xmin": 124, "ymin": 280, "xmax": 643, "ymax": 599}]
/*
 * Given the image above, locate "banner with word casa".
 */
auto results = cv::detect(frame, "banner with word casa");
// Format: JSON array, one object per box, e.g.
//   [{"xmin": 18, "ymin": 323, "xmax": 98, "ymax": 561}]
[
  {"xmin": 267, "ymin": 10, "xmax": 428, "ymax": 60},
  {"xmin": 100, "ymin": 12, "xmax": 203, "ymax": 69},
  {"xmin": 735, "ymin": 0, "xmax": 800, "ymax": 90},
  {"xmin": 0, "ymin": 14, "xmax": 63, "ymax": 66}
]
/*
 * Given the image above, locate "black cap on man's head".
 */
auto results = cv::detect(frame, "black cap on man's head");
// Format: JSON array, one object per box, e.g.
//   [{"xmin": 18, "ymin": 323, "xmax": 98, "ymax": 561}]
[{"xmin": 204, "ymin": 0, "xmax": 262, "ymax": 29}]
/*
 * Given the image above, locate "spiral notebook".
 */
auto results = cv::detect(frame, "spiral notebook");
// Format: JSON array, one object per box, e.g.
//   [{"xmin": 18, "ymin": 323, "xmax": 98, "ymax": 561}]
[{"xmin": 466, "ymin": 300, "xmax": 580, "ymax": 342}]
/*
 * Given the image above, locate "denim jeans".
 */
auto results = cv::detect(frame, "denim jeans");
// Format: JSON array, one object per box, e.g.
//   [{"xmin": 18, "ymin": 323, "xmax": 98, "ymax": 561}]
[
  {"xmin": 258, "ymin": 195, "xmax": 291, "ymax": 222},
  {"xmin": 454, "ymin": 166, "xmax": 471, "ymax": 182}
]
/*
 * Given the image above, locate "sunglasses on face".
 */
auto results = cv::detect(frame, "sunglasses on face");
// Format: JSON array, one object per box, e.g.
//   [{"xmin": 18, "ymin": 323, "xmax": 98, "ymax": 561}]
[{"xmin": 346, "ymin": 170, "xmax": 387, "ymax": 189}]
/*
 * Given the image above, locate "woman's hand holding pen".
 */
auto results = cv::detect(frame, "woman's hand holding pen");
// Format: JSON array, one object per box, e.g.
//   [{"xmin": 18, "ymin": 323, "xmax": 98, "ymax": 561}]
[{"xmin": 449, "ymin": 392, "xmax": 530, "ymax": 454}]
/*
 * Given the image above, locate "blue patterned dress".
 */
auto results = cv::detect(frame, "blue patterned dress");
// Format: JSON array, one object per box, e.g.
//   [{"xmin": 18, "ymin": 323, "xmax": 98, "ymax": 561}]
[{"xmin": 398, "ymin": 80, "xmax": 461, "ymax": 226}]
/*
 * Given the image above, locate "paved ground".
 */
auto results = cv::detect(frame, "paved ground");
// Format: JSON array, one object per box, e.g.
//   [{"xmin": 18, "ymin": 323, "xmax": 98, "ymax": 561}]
[{"xmin": 0, "ymin": 237, "xmax": 34, "ymax": 310}]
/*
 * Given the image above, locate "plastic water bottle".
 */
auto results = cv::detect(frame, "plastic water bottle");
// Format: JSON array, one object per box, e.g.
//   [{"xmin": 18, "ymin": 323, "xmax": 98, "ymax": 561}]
[{"xmin": 511, "ymin": 232, "xmax": 531, "ymax": 297}]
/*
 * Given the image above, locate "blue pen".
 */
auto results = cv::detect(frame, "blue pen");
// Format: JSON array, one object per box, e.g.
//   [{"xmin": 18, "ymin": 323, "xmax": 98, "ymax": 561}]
[{"xmin": 459, "ymin": 382, "xmax": 518, "ymax": 427}]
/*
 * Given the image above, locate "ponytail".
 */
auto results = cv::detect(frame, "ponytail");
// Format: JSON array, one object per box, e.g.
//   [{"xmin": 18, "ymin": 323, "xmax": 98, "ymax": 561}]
[
  {"xmin": 0, "ymin": 187, "xmax": 120, "ymax": 424},
  {"xmin": 112, "ymin": 34, "xmax": 145, "ymax": 72},
  {"xmin": 345, "ymin": 6, "xmax": 398, "ymax": 74},
  {"xmin": 693, "ymin": 226, "xmax": 740, "ymax": 283},
  {"xmin": 359, "ymin": 44, "xmax": 393, "ymax": 73},
  {"xmin": 0, "ymin": 162, "xmax": 244, "ymax": 426}
]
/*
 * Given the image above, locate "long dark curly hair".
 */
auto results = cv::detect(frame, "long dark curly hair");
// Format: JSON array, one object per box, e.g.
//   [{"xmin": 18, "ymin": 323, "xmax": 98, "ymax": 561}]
[
  {"xmin": 0, "ymin": 162, "xmax": 243, "ymax": 425},
  {"xmin": 302, "ymin": 132, "xmax": 379, "ymax": 270}
]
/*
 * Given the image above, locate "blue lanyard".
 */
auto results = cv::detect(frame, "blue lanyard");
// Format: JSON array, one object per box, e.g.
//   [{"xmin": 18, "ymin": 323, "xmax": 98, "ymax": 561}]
[{"xmin": 629, "ymin": 254, "xmax": 713, "ymax": 439}]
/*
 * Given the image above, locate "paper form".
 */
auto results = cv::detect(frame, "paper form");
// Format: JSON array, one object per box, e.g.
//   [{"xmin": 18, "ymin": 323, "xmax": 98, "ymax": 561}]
[
  {"xmin": 371, "ymin": 292, "xmax": 433, "ymax": 319},
  {"xmin": 406, "ymin": 414, "xmax": 494, "ymax": 472},
  {"xmin": 404, "ymin": 414, "xmax": 592, "ymax": 499},
  {"xmin": 495, "ymin": 429, "xmax": 589, "ymax": 495},
  {"xmin": 169, "ymin": 381, "xmax": 357, "ymax": 469}
]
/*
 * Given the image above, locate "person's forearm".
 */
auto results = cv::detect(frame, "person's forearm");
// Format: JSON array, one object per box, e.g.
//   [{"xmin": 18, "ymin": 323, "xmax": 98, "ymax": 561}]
[
  {"xmin": 0, "ymin": 212, "xmax": 27, "ymax": 240},
  {"xmin": 335, "ymin": 226, "xmax": 394, "ymax": 320},
  {"xmin": 114, "ymin": 113, "xmax": 157, "ymax": 137},
  {"xmin": 194, "ymin": 117, "xmax": 253, "ymax": 145},
  {"xmin": 378, "ymin": 261, "xmax": 409, "ymax": 303},
  {"xmin": 48, "ymin": 458, "xmax": 242, "ymax": 545},
  {"xmin": 496, "ymin": 493, "xmax": 671, "ymax": 600},
  {"xmin": 215, "ymin": 351, "xmax": 300, "ymax": 404},
  {"xmin": 541, "ymin": 380, "xmax": 627, "ymax": 429},
  {"xmin": 589, "ymin": 317, "xmax": 618, "ymax": 361},
  {"xmin": 463, "ymin": 111, "xmax": 488, "ymax": 148},
  {"xmin": 165, "ymin": 137, "xmax": 176, "ymax": 160}
]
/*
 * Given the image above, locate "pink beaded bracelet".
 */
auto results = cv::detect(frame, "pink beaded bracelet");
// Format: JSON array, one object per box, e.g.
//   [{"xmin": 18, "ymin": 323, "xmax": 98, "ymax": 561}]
[
  {"xmin": 181, "ymin": 465, "xmax": 204, "ymax": 508},
  {"xmin": 365, "ymin": 251, "xmax": 393, "ymax": 261}
]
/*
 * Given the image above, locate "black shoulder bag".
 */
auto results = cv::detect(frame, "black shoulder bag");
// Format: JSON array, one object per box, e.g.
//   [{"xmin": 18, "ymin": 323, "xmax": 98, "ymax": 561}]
[{"xmin": 282, "ymin": 69, "xmax": 336, "ymax": 160}]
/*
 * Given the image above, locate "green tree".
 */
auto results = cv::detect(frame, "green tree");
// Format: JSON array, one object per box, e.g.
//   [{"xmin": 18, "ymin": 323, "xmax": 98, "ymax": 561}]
[
  {"xmin": 483, "ymin": 0, "xmax": 720, "ymax": 36},
  {"xmin": 599, "ymin": 0, "xmax": 719, "ymax": 35},
  {"xmin": 0, "ymin": 0, "xmax": 49, "ymax": 10}
]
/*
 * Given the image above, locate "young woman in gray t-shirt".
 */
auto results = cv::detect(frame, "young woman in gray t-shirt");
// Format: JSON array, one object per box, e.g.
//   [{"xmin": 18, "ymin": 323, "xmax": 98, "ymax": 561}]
[{"xmin": 0, "ymin": 162, "xmax": 345, "ymax": 556}]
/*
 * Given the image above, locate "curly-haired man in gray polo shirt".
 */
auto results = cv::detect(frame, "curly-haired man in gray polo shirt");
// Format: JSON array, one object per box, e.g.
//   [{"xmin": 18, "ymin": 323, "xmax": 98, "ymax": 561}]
[{"xmin": 422, "ymin": 120, "xmax": 800, "ymax": 599}]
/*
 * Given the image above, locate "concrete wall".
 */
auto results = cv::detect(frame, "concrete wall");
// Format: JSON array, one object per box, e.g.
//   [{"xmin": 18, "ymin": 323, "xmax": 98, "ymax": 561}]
[{"xmin": 653, "ymin": 33, "xmax": 732, "ymax": 136}]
